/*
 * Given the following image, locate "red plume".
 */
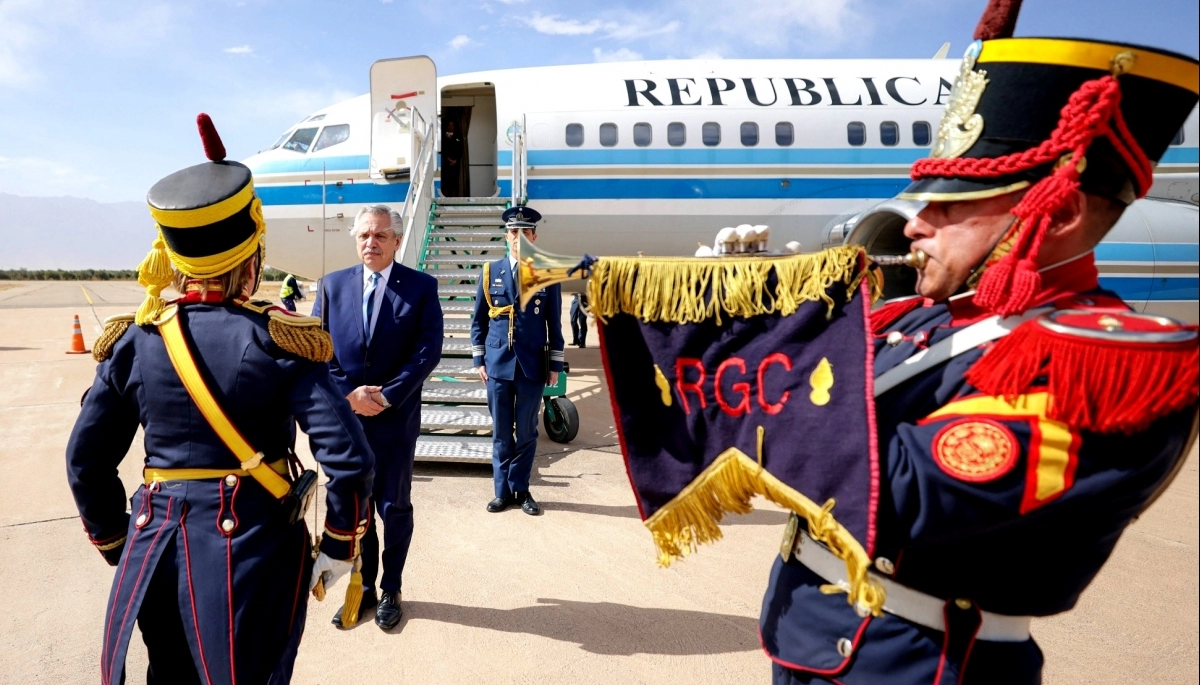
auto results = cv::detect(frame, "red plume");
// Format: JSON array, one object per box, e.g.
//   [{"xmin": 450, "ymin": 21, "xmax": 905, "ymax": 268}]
[
  {"xmin": 196, "ymin": 113, "xmax": 227, "ymax": 162},
  {"xmin": 974, "ymin": 0, "xmax": 1023, "ymax": 40}
]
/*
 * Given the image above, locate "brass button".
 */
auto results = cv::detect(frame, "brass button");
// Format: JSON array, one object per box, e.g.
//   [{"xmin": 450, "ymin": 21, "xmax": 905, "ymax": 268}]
[
  {"xmin": 837, "ymin": 637, "xmax": 854, "ymax": 657},
  {"xmin": 874, "ymin": 557, "xmax": 895, "ymax": 575},
  {"xmin": 224, "ymin": 474, "xmax": 238, "ymax": 487},
  {"xmin": 135, "ymin": 513, "xmax": 148, "ymax": 527},
  {"xmin": 221, "ymin": 519, "xmax": 235, "ymax": 533},
  {"xmin": 886, "ymin": 331, "xmax": 903, "ymax": 346},
  {"xmin": 955, "ymin": 598, "xmax": 973, "ymax": 610}
]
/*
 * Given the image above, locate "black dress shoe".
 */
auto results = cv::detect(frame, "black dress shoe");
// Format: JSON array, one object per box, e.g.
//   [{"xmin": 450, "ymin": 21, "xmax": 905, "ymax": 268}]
[
  {"xmin": 518, "ymin": 492, "xmax": 542, "ymax": 516},
  {"xmin": 332, "ymin": 587, "xmax": 378, "ymax": 628},
  {"xmin": 375, "ymin": 591, "xmax": 402, "ymax": 629},
  {"xmin": 486, "ymin": 495, "xmax": 514, "ymax": 513}
]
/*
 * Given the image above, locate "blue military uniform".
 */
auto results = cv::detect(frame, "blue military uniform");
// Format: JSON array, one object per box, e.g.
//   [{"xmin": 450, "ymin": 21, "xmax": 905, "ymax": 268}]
[
  {"xmin": 471, "ymin": 206, "xmax": 565, "ymax": 508},
  {"xmin": 65, "ymin": 114, "xmax": 373, "ymax": 685},
  {"xmin": 761, "ymin": 12, "xmax": 1199, "ymax": 684}
]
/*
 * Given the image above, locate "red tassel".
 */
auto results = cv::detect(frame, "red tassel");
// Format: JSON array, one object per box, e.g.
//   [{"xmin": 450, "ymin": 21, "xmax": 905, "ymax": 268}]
[
  {"xmin": 197, "ymin": 113, "xmax": 226, "ymax": 162},
  {"xmin": 967, "ymin": 320, "xmax": 1200, "ymax": 434},
  {"xmin": 974, "ymin": 0, "xmax": 1024, "ymax": 40},
  {"xmin": 871, "ymin": 298, "xmax": 926, "ymax": 334}
]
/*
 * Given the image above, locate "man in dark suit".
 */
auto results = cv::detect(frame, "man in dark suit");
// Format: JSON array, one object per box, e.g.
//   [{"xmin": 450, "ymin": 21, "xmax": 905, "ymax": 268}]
[
  {"xmin": 471, "ymin": 206, "xmax": 564, "ymax": 516},
  {"xmin": 313, "ymin": 204, "xmax": 443, "ymax": 629}
]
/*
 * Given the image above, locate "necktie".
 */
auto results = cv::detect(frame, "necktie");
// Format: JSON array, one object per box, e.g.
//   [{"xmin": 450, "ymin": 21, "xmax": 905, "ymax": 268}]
[{"xmin": 363, "ymin": 271, "xmax": 380, "ymax": 345}]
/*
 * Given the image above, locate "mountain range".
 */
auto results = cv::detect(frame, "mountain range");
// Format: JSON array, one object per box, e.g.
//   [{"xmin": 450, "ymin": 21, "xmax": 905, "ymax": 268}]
[{"xmin": 0, "ymin": 193, "xmax": 153, "ymax": 269}]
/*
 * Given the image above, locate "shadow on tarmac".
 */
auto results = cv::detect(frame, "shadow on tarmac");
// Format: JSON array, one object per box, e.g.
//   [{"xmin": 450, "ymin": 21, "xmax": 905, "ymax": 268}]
[{"xmin": 396, "ymin": 598, "xmax": 760, "ymax": 655}]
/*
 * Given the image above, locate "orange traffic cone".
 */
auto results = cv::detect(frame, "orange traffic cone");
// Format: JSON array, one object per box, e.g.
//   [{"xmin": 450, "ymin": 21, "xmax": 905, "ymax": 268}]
[{"xmin": 66, "ymin": 314, "xmax": 90, "ymax": 354}]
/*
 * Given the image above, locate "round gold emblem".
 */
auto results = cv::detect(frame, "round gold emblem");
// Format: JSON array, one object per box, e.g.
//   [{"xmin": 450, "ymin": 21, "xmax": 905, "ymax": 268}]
[{"xmin": 932, "ymin": 419, "xmax": 1018, "ymax": 482}]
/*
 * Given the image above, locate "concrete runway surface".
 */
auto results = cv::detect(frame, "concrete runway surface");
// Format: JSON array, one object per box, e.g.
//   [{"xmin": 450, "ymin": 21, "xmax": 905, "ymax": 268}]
[{"xmin": 0, "ymin": 280, "xmax": 1195, "ymax": 684}]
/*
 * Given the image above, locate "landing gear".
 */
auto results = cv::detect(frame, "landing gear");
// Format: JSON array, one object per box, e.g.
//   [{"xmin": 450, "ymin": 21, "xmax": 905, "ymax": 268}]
[{"xmin": 543, "ymin": 396, "xmax": 579, "ymax": 444}]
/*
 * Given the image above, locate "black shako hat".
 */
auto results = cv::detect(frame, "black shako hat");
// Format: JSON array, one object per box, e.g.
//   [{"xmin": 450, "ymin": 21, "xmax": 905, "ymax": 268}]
[
  {"xmin": 899, "ymin": 37, "xmax": 1199, "ymax": 203},
  {"xmin": 502, "ymin": 205, "xmax": 542, "ymax": 229}
]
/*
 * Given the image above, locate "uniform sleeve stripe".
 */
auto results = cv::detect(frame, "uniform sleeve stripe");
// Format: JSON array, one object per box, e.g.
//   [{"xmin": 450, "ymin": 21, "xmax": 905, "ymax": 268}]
[{"xmin": 550, "ymin": 351, "xmax": 565, "ymax": 360}]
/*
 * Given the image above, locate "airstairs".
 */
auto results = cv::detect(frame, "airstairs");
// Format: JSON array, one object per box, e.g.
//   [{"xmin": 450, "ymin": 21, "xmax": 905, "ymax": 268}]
[{"xmin": 414, "ymin": 196, "xmax": 510, "ymax": 462}]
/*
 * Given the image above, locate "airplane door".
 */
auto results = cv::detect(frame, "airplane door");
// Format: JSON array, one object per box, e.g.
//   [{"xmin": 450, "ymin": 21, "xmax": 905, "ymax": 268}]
[{"xmin": 369, "ymin": 56, "xmax": 437, "ymax": 180}]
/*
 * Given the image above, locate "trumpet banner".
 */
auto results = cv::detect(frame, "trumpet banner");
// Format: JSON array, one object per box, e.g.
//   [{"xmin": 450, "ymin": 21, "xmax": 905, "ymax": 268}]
[{"xmin": 592, "ymin": 246, "xmax": 886, "ymax": 613}]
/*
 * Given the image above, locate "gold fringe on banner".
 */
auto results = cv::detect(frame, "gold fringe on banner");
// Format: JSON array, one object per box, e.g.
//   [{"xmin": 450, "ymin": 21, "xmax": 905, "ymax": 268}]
[
  {"xmin": 643, "ymin": 447, "xmax": 886, "ymax": 616},
  {"xmin": 587, "ymin": 245, "xmax": 881, "ymax": 325}
]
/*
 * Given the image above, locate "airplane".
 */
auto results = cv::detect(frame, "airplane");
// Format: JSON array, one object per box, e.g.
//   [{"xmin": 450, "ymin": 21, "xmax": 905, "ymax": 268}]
[{"xmin": 244, "ymin": 55, "xmax": 1200, "ymax": 322}]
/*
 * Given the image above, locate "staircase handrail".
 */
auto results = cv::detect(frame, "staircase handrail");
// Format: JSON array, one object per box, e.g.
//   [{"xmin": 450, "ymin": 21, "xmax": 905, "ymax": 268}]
[
  {"xmin": 397, "ymin": 107, "xmax": 436, "ymax": 269},
  {"xmin": 511, "ymin": 116, "xmax": 527, "ymax": 205}
]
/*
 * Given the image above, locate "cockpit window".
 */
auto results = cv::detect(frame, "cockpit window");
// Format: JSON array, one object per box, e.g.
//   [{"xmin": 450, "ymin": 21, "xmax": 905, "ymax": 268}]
[
  {"xmin": 282, "ymin": 127, "xmax": 319, "ymax": 153},
  {"xmin": 307, "ymin": 114, "xmax": 326, "ymax": 122},
  {"xmin": 312, "ymin": 124, "xmax": 350, "ymax": 153},
  {"xmin": 268, "ymin": 130, "xmax": 292, "ymax": 151},
  {"xmin": 1171, "ymin": 127, "xmax": 1185, "ymax": 145}
]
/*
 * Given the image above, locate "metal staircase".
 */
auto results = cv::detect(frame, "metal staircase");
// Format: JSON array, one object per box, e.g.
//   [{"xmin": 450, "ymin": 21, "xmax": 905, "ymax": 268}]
[{"xmin": 415, "ymin": 196, "xmax": 510, "ymax": 462}]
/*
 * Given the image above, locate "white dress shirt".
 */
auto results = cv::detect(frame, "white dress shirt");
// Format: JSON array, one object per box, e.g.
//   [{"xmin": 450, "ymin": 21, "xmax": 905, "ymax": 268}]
[{"xmin": 363, "ymin": 261, "xmax": 394, "ymax": 338}]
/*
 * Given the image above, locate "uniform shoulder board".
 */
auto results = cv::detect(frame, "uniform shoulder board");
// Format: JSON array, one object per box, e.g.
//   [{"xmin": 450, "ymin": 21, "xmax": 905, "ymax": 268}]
[
  {"xmin": 233, "ymin": 299, "xmax": 332, "ymax": 362},
  {"xmin": 966, "ymin": 309, "xmax": 1199, "ymax": 434},
  {"xmin": 93, "ymin": 313, "xmax": 136, "ymax": 362}
]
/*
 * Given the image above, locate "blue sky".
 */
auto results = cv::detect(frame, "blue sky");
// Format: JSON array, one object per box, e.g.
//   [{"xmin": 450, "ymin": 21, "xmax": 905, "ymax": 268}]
[{"xmin": 1, "ymin": 0, "xmax": 1196, "ymax": 203}]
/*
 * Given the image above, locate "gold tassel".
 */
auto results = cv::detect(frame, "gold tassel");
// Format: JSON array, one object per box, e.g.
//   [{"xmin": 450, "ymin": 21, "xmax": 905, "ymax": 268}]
[
  {"xmin": 642, "ymin": 447, "xmax": 886, "ymax": 616},
  {"xmin": 135, "ymin": 231, "xmax": 175, "ymax": 325},
  {"xmin": 340, "ymin": 557, "xmax": 365, "ymax": 628},
  {"xmin": 587, "ymin": 246, "xmax": 879, "ymax": 325}
]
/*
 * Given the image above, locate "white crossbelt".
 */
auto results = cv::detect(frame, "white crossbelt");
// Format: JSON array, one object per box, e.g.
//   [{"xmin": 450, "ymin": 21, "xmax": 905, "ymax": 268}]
[
  {"xmin": 872, "ymin": 308, "xmax": 1052, "ymax": 397},
  {"xmin": 791, "ymin": 528, "xmax": 1032, "ymax": 642}
]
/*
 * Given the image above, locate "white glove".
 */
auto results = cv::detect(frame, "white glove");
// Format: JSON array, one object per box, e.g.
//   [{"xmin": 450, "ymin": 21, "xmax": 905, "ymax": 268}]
[{"xmin": 309, "ymin": 552, "xmax": 353, "ymax": 594}]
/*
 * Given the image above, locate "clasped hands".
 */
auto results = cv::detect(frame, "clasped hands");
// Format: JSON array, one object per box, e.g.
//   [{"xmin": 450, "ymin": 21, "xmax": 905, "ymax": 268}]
[{"xmin": 347, "ymin": 385, "xmax": 388, "ymax": 416}]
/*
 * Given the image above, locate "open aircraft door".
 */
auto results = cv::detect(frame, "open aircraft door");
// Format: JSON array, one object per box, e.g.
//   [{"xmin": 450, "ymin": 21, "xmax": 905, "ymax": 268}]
[{"xmin": 369, "ymin": 56, "xmax": 437, "ymax": 181}]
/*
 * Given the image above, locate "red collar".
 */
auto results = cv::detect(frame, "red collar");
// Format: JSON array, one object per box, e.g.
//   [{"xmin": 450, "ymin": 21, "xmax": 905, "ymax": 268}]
[
  {"xmin": 948, "ymin": 252, "xmax": 1101, "ymax": 324},
  {"xmin": 178, "ymin": 281, "xmax": 228, "ymax": 304}
]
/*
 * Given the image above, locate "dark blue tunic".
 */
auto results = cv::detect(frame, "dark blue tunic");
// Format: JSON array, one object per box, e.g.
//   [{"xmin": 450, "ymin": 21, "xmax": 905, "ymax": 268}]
[
  {"xmin": 66, "ymin": 303, "xmax": 374, "ymax": 685},
  {"xmin": 760, "ymin": 257, "xmax": 1196, "ymax": 684}
]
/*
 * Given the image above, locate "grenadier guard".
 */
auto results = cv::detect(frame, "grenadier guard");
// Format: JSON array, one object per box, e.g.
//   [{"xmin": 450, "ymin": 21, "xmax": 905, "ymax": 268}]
[
  {"xmin": 761, "ymin": 3, "xmax": 1200, "ymax": 684},
  {"xmin": 65, "ymin": 115, "xmax": 374, "ymax": 685},
  {"xmin": 471, "ymin": 206, "xmax": 565, "ymax": 515}
]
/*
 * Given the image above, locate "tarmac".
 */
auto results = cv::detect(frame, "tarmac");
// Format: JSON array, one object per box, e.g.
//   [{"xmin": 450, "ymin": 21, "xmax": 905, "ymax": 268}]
[{"xmin": 0, "ymin": 280, "xmax": 1195, "ymax": 685}]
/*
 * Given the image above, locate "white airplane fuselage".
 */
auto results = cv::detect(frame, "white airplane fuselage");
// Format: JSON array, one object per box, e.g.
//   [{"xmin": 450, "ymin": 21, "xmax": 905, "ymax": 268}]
[{"xmin": 244, "ymin": 58, "xmax": 1200, "ymax": 320}]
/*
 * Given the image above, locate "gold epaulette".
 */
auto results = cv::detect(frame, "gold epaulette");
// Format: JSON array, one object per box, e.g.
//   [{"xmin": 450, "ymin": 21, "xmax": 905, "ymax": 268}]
[
  {"xmin": 93, "ymin": 313, "xmax": 136, "ymax": 362},
  {"xmin": 236, "ymin": 300, "xmax": 333, "ymax": 362}
]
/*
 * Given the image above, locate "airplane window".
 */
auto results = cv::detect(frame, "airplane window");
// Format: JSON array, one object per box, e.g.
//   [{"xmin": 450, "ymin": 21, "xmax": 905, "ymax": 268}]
[
  {"xmin": 268, "ymin": 130, "xmax": 292, "ymax": 151},
  {"xmin": 634, "ymin": 122, "xmax": 652, "ymax": 147},
  {"xmin": 912, "ymin": 121, "xmax": 932, "ymax": 147},
  {"xmin": 566, "ymin": 123, "xmax": 584, "ymax": 147},
  {"xmin": 307, "ymin": 114, "xmax": 326, "ymax": 122},
  {"xmin": 1171, "ymin": 127, "xmax": 1185, "ymax": 145},
  {"xmin": 282, "ymin": 127, "xmax": 319, "ymax": 154},
  {"xmin": 741, "ymin": 122, "xmax": 759, "ymax": 146},
  {"xmin": 312, "ymin": 124, "xmax": 350, "ymax": 153},
  {"xmin": 600, "ymin": 123, "xmax": 618, "ymax": 147},
  {"xmin": 847, "ymin": 122, "xmax": 866, "ymax": 147},
  {"xmin": 668, "ymin": 122, "xmax": 686, "ymax": 146},
  {"xmin": 775, "ymin": 122, "xmax": 794, "ymax": 146},
  {"xmin": 702, "ymin": 122, "xmax": 721, "ymax": 147},
  {"xmin": 880, "ymin": 121, "xmax": 899, "ymax": 146}
]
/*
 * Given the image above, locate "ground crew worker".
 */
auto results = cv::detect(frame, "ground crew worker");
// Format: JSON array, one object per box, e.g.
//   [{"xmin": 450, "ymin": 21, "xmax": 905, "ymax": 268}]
[
  {"xmin": 760, "ymin": 5, "xmax": 1200, "ymax": 684},
  {"xmin": 65, "ymin": 114, "xmax": 374, "ymax": 685},
  {"xmin": 280, "ymin": 272, "xmax": 304, "ymax": 311},
  {"xmin": 569, "ymin": 292, "xmax": 589, "ymax": 348},
  {"xmin": 471, "ymin": 205, "xmax": 565, "ymax": 515}
]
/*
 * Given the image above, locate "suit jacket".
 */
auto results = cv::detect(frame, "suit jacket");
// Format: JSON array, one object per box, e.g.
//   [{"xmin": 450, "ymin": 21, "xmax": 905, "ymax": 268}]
[
  {"xmin": 314, "ymin": 262, "xmax": 443, "ymax": 446},
  {"xmin": 470, "ymin": 257, "xmax": 564, "ymax": 382}
]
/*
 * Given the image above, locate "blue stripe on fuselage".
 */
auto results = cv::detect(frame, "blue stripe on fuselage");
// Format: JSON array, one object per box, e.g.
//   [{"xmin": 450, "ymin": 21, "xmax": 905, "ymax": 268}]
[
  {"xmin": 1095, "ymin": 243, "xmax": 1200, "ymax": 263},
  {"xmin": 1160, "ymin": 147, "xmax": 1199, "ymax": 164},
  {"xmin": 1100, "ymin": 276, "xmax": 1200, "ymax": 301},
  {"xmin": 250, "ymin": 155, "xmax": 371, "ymax": 174},
  {"xmin": 256, "ymin": 182, "xmax": 409, "ymax": 205},
  {"xmin": 499, "ymin": 148, "xmax": 929, "ymax": 167}
]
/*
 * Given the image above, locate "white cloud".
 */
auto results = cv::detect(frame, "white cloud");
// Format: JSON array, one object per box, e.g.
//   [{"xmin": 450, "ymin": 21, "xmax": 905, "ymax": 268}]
[
  {"xmin": 224, "ymin": 45, "xmax": 254, "ymax": 55},
  {"xmin": 524, "ymin": 13, "xmax": 604, "ymax": 36},
  {"xmin": 592, "ymin": 47, "xmax": 643, "ymax": 63},
  {"xmin": 604, "ymin": 19, "xmax": 679, "ymax": 41},
  {"xmin": 692, "ymin": 50, "xmax": 723, "ymax": 60},
  {"xmin": 448, "ymin": 34, "xmax": 474, "ymax": 50},
  {"xmin": 495, "ymin": 0, "xmax": 527, "ymax": 3},
  {"xmin": 0, "ymin": 154, "xmax": 105, "ymax": 197}
]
